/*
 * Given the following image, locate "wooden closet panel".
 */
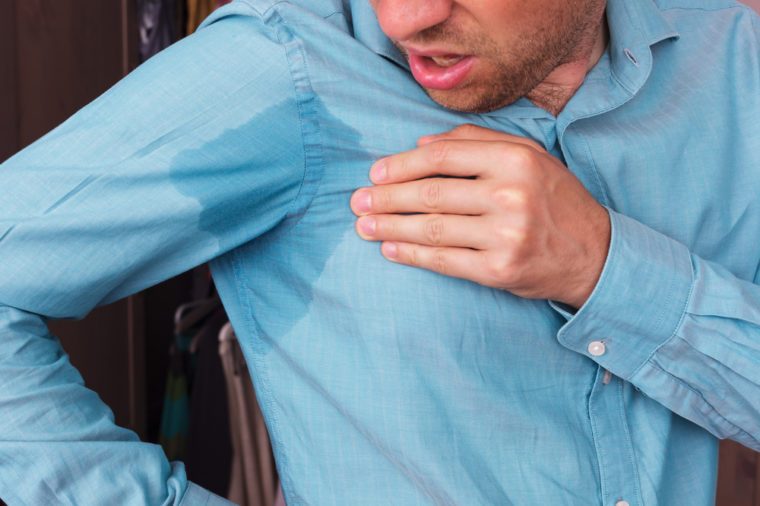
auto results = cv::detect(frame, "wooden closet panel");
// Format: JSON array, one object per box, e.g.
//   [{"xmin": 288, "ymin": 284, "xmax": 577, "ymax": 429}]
[
  {"xmin": 14, "ymin": 0, "xmax": 127, "ymax": 149},
  {"xmin": 0, "ymin": 0, "xmax": 18, "ymax": 162}
]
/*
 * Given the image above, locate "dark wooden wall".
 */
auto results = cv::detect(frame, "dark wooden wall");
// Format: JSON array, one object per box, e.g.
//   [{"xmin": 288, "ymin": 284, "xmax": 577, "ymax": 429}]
[
  {"xmin": 0, "ymin": 0, "xmax": 19, "ymax": 161},
  {"xmin": 1, "ymin": 0, "xmax": 136, "ymax": 161},
  {"xmin": 1, "ymin": 1, "xmax": 760, "ymax": 505}
]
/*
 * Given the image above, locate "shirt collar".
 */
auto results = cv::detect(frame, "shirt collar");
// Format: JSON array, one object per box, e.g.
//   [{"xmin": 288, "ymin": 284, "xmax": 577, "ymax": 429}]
[
  {"xmin": 347, "ymin": 0, "xmax": 679, "ymax": 90},
  {"xmin": 347, "ymin": 0, "xmax": 408, "ymax": 68},
  {"xmin": 605, "ymin": 0, "xmax": 679, "ymax": 92}
]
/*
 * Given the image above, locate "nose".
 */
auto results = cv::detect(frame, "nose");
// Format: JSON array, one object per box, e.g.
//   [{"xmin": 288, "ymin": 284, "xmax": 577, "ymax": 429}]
[{"xmin": 372, "ymin": 0, "xmax": 453, "ymax": 42}]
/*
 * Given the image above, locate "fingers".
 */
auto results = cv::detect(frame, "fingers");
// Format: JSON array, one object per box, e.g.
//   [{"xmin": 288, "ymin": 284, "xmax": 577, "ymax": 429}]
[
  {"xmin": 354, "ymin": 124, "xmax": 551, "ymax": 288},
  {"xmin": 418, "ymin": 123, "xmax": 544, "ymax": 152},
  {"xmin": 355, "ymin": 213, "xmax": 491, "ymax": 249},
  {"xmin": 380, "ymin": 242, "xmax": 491, "ymax": 286},
  {"xmin": 369, "ymin": 139, "xmax": 534, "ymax": 185},
  {"xmin": 350, "ymin": 177, "xmax": 488, "ymax": 216}
]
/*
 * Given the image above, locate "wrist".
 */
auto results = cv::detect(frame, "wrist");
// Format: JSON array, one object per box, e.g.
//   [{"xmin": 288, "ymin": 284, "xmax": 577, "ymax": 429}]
[{"xmin": 563, "ymin": 205, "xmax": 611, "ymax": 309}]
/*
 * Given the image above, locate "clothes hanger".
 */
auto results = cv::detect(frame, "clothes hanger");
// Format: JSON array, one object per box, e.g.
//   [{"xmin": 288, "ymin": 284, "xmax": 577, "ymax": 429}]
[{"xmin": 174, "ymin": 293, "xmax": 221, "ymax": 336}]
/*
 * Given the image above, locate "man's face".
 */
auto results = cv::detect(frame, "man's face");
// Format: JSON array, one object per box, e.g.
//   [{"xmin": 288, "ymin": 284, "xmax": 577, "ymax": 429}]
[{"xmin": 369, "ymin": 0, "xmax": 606, "ymax": 113}]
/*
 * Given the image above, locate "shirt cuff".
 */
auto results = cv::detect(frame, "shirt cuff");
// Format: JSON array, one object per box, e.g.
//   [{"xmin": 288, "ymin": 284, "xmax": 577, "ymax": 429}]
[
  {"xmin": 180, "ymin": 482, "xmax": 237, "ymax": 505},
  {"xmin": 551, "ymin": 208, "xmax": 694, "ymax": 380}
]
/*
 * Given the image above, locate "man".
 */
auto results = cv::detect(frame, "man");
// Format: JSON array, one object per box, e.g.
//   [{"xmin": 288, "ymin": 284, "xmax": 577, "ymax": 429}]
[{"xmin": 0, "ymin": 0, "xmax": 758, "ymax": 504}]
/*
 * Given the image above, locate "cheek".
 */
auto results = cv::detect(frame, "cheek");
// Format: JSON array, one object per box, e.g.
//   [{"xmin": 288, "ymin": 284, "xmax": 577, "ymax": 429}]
[{"xmin": 470, "ymin": 1, "xmax": 556, "ymax": 48}]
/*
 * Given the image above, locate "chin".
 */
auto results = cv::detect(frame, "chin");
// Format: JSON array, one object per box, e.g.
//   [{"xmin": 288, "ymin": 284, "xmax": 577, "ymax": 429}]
[{"xmin": 425, "ymin": 85, "xmax": 518, "ymax": 114}]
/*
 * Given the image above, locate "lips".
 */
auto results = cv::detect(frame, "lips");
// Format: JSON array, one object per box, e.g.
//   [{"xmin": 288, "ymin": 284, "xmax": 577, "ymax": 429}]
[{"xmin": 406, "ymin": 51, "xmax": 475, "ymax": 91}]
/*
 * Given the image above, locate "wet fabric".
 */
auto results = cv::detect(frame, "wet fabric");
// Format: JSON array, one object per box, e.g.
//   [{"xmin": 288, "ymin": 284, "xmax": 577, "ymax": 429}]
[{"xmin": 0, "ymin": 0, "xmax": 758, "ymax": 504}]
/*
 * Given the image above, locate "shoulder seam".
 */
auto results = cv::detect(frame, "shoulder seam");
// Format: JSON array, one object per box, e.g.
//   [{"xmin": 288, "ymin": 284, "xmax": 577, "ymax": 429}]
[
  {"xmin": 235, "ymin": 0, "xmax": 272, "ymax": 16},
  {"xmin": 208, "ymin": 0, "xmax": 324, "ymax": 230},
  {"xmin": 238, "ymin": 0, "xmax": 346, "ymax": 20},
  {"xmin": 258, "ymin": 8, "xmax": 326, "ymax": 230}
]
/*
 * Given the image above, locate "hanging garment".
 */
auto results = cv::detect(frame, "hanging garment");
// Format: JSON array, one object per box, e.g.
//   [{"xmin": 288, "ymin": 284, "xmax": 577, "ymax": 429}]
[
  {"xmin": 137, "ymin": 0, "xmax": 179, "ymax": 61},
  {"xmin": 159, "ymin": 295, "xmax": 231, "ymax": 483},
  {"xmin": 157, "ymin": 328, "xmax": 193, "ymax": 461},
  {"xmin": 158, "ymin": 297, "xmax": 217, "ymax": 460},
  {"xmin": 184, "ymin": 307, "xmax": 234, "ymax": 498},
  {"xmin": 219, "ymin": 323, "xmax": 279, "ymax": 506}
]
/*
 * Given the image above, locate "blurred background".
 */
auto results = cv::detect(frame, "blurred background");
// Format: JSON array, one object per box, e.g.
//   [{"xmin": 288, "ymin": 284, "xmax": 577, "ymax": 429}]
[{"xmin": 1, "ymin": 1, "xmax": 759, "ymax": 505}]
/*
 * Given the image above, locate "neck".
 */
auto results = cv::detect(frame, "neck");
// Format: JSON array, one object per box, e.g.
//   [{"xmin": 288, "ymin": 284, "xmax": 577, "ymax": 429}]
[{"xmin": 527, "ymin": 12, "xmax": 609, "ymax": 116}]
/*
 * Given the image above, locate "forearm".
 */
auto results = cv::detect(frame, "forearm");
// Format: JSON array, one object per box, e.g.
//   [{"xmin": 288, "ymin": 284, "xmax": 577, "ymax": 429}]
[{"xmin": 0, "ymin": 304, "xmax": 236, "ymax": 505}]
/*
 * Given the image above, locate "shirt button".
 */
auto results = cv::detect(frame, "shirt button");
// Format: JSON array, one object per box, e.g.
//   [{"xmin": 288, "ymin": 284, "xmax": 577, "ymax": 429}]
[
  {"xmin": 587, "ymin": 340, "xmax": 606, "ymax": 356},
  {"xmin": 615, "ymin": 501, "xmax": 630, "ymax": 506}
]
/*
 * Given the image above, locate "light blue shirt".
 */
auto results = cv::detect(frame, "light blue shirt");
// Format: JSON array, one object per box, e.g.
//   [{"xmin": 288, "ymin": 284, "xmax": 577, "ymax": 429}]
[{"xmin": 1, "ymin": 0, "xmax": 759, "ymax": 504}]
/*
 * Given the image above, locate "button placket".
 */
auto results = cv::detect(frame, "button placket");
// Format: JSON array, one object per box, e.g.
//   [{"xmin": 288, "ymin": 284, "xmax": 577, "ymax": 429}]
[{"xmin": 587, "ymin": 365, "xmax": 643, "ymax": 506}]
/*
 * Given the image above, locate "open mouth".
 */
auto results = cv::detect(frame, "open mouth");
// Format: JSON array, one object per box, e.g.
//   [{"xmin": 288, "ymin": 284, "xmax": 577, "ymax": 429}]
[
  {"xmin": 429, "ymin": 54, "xmax": 467, "ymax": 67},
  {"xmin": 407, "ymin": 53, "xmax": 475, "ymax": 90}
]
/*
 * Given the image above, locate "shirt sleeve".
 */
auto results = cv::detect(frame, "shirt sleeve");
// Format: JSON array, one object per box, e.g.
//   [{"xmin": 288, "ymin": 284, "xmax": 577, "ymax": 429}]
[
  {"xmin": 549, "ymin": 208, "xmax": 760, "ymax": 451},
  {"xmin": 0, "ymin": 3, "xmax": 306, "ymax": 504}
]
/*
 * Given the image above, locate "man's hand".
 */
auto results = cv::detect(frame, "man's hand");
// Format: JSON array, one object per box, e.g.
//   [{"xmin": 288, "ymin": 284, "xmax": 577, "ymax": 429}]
[{"xmin": 349, "ymin": 124, "xmax": 611, "ymax": 309}]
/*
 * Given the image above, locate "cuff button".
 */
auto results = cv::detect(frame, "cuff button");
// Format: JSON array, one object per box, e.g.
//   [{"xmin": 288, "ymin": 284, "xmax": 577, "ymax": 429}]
[{"xmin": 587, "ymin": 340, "xmax": 606, "ymax": 357}]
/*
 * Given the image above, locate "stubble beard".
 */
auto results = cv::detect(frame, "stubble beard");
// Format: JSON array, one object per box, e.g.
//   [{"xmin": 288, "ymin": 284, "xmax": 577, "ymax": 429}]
[{"xmin": 398, "ymin": 6, "xmax": 603, "ymax": 114}]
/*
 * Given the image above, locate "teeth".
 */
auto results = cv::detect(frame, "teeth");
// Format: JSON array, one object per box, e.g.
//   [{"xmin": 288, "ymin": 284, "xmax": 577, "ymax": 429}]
[{"xmin": 430, "ymin": 55, "xmax": 465, "ymax": 67}]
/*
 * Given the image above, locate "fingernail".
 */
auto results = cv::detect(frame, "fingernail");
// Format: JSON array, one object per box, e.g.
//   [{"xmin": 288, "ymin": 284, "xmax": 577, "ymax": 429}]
[
  {"xmin": 370, "ymin": 160, "xmax": 387, "ymax": 182},
  {"xmin": 358, "ymin": 217, "xmax": 376, "ymax": 236},
  {"xmin": 353, "ymin": 190, "xmax": 372, "ymax": 213},
  {"xmin": 382, "ymin": 242, "xmax": 398, "ymax": 259}
]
